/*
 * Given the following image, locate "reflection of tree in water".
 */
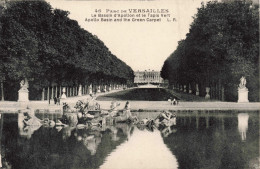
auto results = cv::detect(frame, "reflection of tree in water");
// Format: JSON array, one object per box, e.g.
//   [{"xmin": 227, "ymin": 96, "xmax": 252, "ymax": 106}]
[
  {"xmin": 0, "ymin": 114, "xmax": 12, "ymax": 169},
  {"xmin": 161, "ymin": 114, "xmax": 259, "ymax": 169},
  {"xmin": 2, "ymin": 114, "xmax": 131, "ymax": 169},
  {"xmin": 1, "ymin": 114, "xmax": 18, "ymax": 169}
]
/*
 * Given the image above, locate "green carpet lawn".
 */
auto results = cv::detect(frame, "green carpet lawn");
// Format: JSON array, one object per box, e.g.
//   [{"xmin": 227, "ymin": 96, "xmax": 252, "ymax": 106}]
[{"xmin": 96, "ymin": 88, "xmax": 179, "ymax": 101}]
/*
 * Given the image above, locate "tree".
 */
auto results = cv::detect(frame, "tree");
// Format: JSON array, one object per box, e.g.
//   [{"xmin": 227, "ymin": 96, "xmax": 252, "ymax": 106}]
[
  {"xmin": 161, "ymin": 1, "xmax": 259, "ymax": 101},
  {"xmin": 0, "ymin": 1, "xmax": 134, "ymax": 100}
]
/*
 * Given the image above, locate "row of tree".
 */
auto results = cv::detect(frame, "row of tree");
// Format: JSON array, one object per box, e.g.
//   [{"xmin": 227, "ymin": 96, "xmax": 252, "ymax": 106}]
[
  {"xmin": 161, "ymin": 1, "xmax": 259, "ymax": 101},
  {"xmin": 0, "ymin": 0, "xmax": 134, "ymax": 100}
]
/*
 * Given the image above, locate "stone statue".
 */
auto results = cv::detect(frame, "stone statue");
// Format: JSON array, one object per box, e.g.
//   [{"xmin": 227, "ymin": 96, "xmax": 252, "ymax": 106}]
[
  {"xmin": 20, "ymin": 80, "xmax": 24, "ymax": 88},
  {"xmin": 20, "ymin": 78, "xmax": 29, "ymax": 91},
  {"xmin": 61, "ymin": 87, "xmax": 67, "ymax": 99},
  {"xmin": 239, "ymin": 76, "xmax": 247, "ymax": 89},
  {"xmin": 238, "ymin": 76, "xmax": 249, "ymax": 102},
  {"xmin": 18, "ymin": 78, "xmax": 29, "ymax": 102}
]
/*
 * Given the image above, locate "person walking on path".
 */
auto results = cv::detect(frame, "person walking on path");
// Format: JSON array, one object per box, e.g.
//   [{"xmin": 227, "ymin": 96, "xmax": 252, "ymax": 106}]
[{"xmin": 54, "ymin": 97, "xmax": 57, "ymax": 105}]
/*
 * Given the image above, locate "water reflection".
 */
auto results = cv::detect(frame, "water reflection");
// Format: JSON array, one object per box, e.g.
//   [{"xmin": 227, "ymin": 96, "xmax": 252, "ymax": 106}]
[
  {"xmin": 18, "ymin": 113, "xmax": 42, "ymax": 139},
  {"xmin": 17, "ymin": 116, "xmax": 130, "ymax": 169},
  {"xmin": 83, "ymin": 132, "xmax": 101, "ymax": 155},
  {"xmin": 237, "ymin": 113, "xmax": 249, "ymax": 141},
  {"xmin": 100, "ymin": 128, "xmax": 178, "ymax": 169},
  {"xmin": 160, "ymin": 125, "xmax": 177, "ymax": 138},
  {"xmin": 0, "ymin": 114, "xmax": 2, "ymax": 168},
  {"xmin": 62, "ymin": 126, "xmax": 75, "ymax": 140},
  {"xmin": 0, "ymin": 114, "xmax": 12, "ymax": 169},
  {"xmin": 163, "ymin": 111, "xmax": 259, "ymax": 169},
  {"xmin": 0, "ymin": 111, "xmax": 259, "ymax": 169}
]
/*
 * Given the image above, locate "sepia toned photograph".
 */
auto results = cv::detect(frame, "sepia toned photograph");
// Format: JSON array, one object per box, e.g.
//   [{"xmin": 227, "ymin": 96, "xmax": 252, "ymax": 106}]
[{"xmin": 0, "ymin": 0, "xmax": 259, "ymax": 168}]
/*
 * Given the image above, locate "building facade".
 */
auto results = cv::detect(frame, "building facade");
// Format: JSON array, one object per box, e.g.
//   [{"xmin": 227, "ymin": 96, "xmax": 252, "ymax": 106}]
[{"xmin": 134, "ymin": 70, "xmax": 163, "ymax": 84}]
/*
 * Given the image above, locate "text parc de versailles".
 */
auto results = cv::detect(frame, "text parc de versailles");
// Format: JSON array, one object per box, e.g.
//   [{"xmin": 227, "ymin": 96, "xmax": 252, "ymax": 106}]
[{"xmin": 85, "ymin": 9, "xmax": 169, "ymax": 22}]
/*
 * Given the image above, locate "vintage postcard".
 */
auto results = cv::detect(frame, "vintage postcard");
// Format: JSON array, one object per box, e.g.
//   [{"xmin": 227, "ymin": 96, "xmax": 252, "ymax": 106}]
[{"xmin": 0, "ymin": 0, "xmax": 259, "ymax": 169}]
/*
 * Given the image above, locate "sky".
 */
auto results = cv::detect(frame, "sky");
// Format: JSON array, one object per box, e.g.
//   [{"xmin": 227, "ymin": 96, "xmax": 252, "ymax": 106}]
[{"xmin": 46, "ymin": 0, "xmax": 210, "ymax": 71}]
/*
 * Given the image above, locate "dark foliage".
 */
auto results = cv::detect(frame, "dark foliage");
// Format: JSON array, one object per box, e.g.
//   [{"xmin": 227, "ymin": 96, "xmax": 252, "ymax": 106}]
[
  {"xmin": 0, "ymin": 1, "xmax": 134, "ymax": 100},
  {"xmin": 161, "ymin": 1, "xmax": 259, "ymax": 101}
]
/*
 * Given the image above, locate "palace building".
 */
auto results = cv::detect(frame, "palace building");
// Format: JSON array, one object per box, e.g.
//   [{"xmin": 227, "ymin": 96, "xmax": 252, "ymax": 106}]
[{"xmin": 134, "ymin": 70, "xmax": 163, "ymax": 84}]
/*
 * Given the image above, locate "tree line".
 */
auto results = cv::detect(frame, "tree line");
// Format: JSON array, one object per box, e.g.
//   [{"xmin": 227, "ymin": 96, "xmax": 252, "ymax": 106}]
[
  {"xmin": 161, "ymin": 1, "xmax": 259, "ymax": 101},
  {"xmin": 0, "ymin": 0, "xmax": 134, "ymax": 100}
]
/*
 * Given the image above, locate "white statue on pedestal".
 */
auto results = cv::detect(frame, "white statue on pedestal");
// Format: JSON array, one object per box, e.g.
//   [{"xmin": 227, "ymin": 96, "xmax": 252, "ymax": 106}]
[
  {"xmin": 20, "ymin": 79, "xmax": 29, "ymax": 91},
  {"xmin": 205, "ymin": 87, "xmax": 210, "ymax": 99},
  {"xmin": 238, "ymin": 76, "xmax": 249, "ymax": 102},
  {"xmin": 18, "ymin": 78, "xmax": 29, "ymax": 102},
  {"xmin": 78, "ymin": 84, "xmax": 82, "ymax": 96},
  {"xmin": 239, "ymin": 76, "xmax": 246, "ymax": 89},
  {"xmin": 61, "ymin": 87, "xmax": 67, "ymax": 99}
]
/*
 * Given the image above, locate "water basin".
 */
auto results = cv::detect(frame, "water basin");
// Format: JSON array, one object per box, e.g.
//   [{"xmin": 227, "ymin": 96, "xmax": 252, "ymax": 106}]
[{"xmin": 0, "ymin": 110, "xmax": 258, "ymax": 169}]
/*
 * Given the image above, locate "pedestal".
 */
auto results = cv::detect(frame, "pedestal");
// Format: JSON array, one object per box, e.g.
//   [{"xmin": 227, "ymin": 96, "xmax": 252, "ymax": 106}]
[
  {"xmin": 205, "ymin": 87, "xmax": 210, "ymax": 99},
  {"xmin": 18, "ymin": 89, "xmax": 29, "ymax": 102},
  {"xmin": 238, "ymin": 88, "xmax": 249, "ymax": 103},
  {"xmin": 18, "ymin": 89, "xmax": 29, "ymax": 108}
]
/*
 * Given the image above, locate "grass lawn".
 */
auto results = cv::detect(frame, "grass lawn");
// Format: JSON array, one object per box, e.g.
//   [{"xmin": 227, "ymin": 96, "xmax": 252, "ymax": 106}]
[{"xmin": 96, "ymin": 88, "xmax": 179, "ymax": 101}]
